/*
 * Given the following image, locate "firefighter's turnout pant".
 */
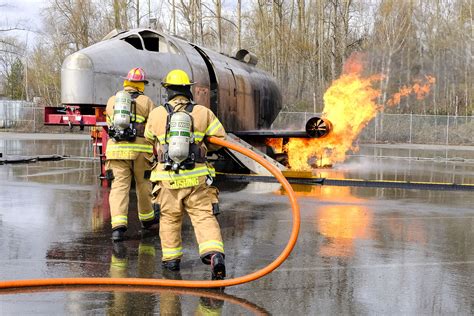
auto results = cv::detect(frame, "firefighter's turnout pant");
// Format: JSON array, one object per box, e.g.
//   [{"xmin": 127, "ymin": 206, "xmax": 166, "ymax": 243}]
[
  {"xmin": 106, "ymin": 152, "xmax": 153, "ymax": 230},
  {"xmin": 156, "ymin": 177, "xmax": 224, "ymax": 263}
]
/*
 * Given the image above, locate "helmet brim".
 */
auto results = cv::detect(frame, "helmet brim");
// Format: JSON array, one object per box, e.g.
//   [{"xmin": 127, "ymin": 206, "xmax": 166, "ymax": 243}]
[
  {"xmin": 161, "ymin": 82, "xmax": 195, "ymax": 87},
  {"xmin": 122, "ymin": 77, "xmax": 149, "ymax": 85}
]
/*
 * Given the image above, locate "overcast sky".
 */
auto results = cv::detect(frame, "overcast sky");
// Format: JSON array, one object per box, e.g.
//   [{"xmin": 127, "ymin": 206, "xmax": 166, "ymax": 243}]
[
  {"xmin": 0, "ymin": 0, "xmax": 246, "ymax": 48},
  {"xmin": 1, "ymin": 0, "xmax": 43, "ymax": 27},
  {"xmin": 1, "ymin": 0, "xmax": 44, "ymax": 47}
]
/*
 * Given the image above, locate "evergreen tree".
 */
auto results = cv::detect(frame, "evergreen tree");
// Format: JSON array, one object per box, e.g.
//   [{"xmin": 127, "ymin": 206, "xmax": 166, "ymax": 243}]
[{"xmin": 5, "ymin": 58, "xmax": 25, "ymax": 100}]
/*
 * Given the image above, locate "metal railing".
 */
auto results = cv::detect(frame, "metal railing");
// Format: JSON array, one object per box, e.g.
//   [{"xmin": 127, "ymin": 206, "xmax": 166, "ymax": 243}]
[{"xmin": 271, "ymin": 111, "xmax": 474, "ymax": 146}]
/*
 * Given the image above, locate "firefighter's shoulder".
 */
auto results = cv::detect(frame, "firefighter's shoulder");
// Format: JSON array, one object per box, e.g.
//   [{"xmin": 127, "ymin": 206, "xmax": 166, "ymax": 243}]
[
  {"xmin": 193, "ymin": 104, "xmax": 215, "ymax": 115},
  {"xmin": 106, "ymin": 95, "xmax": 115, "ymax": 105},
  {"xmin": 136, "ymin": 93, "xmax": 152, "ymax": 102},
  {"xmin": 149, "ymin": 105, "xmax": 168, "ymax": 116}
]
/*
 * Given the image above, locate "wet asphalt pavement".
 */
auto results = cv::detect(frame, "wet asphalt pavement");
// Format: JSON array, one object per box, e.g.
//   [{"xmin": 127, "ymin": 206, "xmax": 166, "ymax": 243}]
[{"xmin": 0, "ymin": 133, "xmax": 473, "ymax": 315}]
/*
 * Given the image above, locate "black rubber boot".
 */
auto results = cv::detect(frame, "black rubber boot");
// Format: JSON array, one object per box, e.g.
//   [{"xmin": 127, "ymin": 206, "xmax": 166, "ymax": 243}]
[
  {"xmin": 210, "ymin": 253, "xmax": 226, "ymax": 280},
  {"xmin": 141, "ymin": 218, "xmax": 159, "ymax": 230},
  {"xmin": 141, "ymin": 216, "xmax": 159, "ymax": 236},
  {"xmin": 141, "ymin": 207, "xmax": 160, "ymax": 237},
  {"xmin": 112, "ymin": 227, "xmax": 126, "ymax": 242},
  {"xmin": 162, "ymin": 259, "xmax": 181, "ymax": 271}
]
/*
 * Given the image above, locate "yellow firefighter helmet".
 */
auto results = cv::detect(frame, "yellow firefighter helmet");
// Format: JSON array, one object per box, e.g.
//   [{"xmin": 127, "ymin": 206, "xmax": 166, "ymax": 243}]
[{"xmin": 161, "ymin": 69, "xmax": 194, "ymax": 87}]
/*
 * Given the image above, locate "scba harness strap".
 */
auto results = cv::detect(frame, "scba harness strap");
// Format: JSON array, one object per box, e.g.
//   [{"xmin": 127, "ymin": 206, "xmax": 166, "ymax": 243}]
[
  {"xmin": 109, "ymin": 91, "xmax": 146, "ymax": 141},
  {"xmin": 130, "ymin": 91, "xmax": 147, "ymax": 138},
  {"xmin": 158, "ymin": 102, "xmax": 207, "ymax": 172}
]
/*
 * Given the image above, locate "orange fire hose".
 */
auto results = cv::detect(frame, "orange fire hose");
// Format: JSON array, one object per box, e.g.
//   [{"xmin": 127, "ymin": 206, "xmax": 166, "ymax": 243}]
[{"xmin": 0, "ymin": 136, "xmax": 300, "ymax": 290}]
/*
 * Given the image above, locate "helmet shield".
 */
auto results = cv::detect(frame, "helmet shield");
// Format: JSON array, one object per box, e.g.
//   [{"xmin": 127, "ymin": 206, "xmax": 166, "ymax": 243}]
[{"xmin": 122, "ymin": 67, "xmax": 149, "ymax": 84}]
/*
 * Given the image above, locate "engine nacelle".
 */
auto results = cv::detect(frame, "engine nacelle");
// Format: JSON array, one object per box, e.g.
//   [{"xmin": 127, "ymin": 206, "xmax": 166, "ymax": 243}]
[{"xmin": 305, "ymin": 116, "xmax": 332, "ymax": 138}]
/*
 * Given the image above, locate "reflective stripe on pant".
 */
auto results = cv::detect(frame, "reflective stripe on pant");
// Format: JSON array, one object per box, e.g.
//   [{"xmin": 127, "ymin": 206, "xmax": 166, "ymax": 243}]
[
  {"xmin": 106, "ymin": 152, "xmax": 153, "ymax": 229},
  {"xmin": 158, "ymin": 180, "xmax": 224, "ymax": 261}
]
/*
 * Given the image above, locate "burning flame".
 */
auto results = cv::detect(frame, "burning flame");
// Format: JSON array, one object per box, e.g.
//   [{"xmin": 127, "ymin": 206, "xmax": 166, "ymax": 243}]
[
  {"xmin": 265, "ymin": 138, "xmax": 283, "ymax": 153},
  {"xmin": 387, "ymin": 75, "xmax": 436, "ymax": 106},
  {"xmin": 275, "ymin": 53, "xmax": 436, "ymax": 170}
]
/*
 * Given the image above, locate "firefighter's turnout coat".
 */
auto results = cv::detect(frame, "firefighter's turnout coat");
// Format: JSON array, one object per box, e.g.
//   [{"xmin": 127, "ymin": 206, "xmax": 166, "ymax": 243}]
[
  {"xmin": 105, "ymin": 86, "xmax": 156, "ymax": 230},
  {"xmin": 144, "ymin": 95, "xmax": 226, "ymax": 262}
]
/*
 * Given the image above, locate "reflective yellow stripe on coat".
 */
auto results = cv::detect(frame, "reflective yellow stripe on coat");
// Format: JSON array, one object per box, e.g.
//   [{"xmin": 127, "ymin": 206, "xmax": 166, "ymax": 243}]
[
  {"xmin": 205, "ymin": 118, "xmax": 224, "ymax": 136},
  {"xmin": 107, "ymin": 143, "xmax": 153, "ymax": 153},
  {"xmin": 107, "ymin": 114, "xmax": 146, "ymax": 124},
  {"xmin": 133, "ymin": 114, "xmax": 146, "ymax": 123},
  {"xmin": 150, "ymin": 166, "xmax": 215, "ymax": 182},
  {"xmin": 106, "ymin": 142, "xmax": 153, "ymax": 160},
  {"xmin": 144, "ymin": 129, "xmax": 155, "ymax": 141},
  {"xmin": 154, "ymin": 131, "xmax": 205, "ymax": 145}
]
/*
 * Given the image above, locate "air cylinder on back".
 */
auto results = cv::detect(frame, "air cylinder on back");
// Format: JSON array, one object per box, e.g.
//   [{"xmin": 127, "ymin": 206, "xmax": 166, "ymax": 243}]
[
  {"xmin": 168, "ymin": 111, "xmax": 192, "ymax": 164},
  {"xmin": 113, "ymin": 90, "xmax": 132, "ymax": 130}
]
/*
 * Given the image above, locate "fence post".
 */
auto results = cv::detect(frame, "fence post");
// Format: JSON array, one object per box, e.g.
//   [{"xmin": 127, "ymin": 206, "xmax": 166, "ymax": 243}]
[
  {"xmin": 446, "ymin": 113, "xmax": 450, "ymax": 146},
  {"xmin": 374, "ymin": 115, "xmax": 378, "ymax": 143},
  {"xmin": 33, "ymin": 105, "xmax": 36, "ymax": 133},
  {"xmin": 1, "ymin": 102, "xmax": 4, "ymax": 129},
  {"xmin": 409, "ymin": 113, "xmax": 413, "ymax": 144}
]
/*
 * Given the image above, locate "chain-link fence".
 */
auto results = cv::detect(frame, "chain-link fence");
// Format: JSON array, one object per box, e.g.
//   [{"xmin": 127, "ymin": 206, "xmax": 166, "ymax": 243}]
[
  {"xmin": 271, "ymin": 112, "xmax": 474, "ymax": 146},
  {"xmin": 2, "ymin": 102, "xmax": 474, "ymax": 146},
  {"xmin": 0, "ymin": 100, "xmax": 89, "ymax": 133},
  {"xmin": 0, "ymin": 101, "xmax": 41, "ymax": 132}
]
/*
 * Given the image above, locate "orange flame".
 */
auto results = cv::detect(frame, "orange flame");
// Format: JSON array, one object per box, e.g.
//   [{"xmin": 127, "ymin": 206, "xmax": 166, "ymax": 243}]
[
  {"xmin": 285, "ymin": 54, "xmax": 382, "ymax": 169},
  {"xmin": 387, "ymin": 75, "xmax": 436, "ymax": 106},
  {"xmin": 265, "ymin": 138, "xmax": 283, "ymax": 153},
  {"xmin": 272, "ymin": 53, "xmax": 436, "ymax": 170}
]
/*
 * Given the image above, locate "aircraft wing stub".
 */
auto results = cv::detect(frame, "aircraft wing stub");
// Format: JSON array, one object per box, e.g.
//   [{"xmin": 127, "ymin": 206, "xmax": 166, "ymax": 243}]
[
  {"xmin": 224, "ymin": 133, "xmax": 287, "ymax": 176},
  {"xmin": 233, "ymin": 130, "xmax": 309, "ymax": 138},
  {"xmin": 234, "ymin": 117, "xmax": 331, "ymax": 139}
]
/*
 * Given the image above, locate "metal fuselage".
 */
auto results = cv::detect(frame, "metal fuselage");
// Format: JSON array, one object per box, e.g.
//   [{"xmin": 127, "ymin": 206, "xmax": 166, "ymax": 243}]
[{"xmin": 61, "ymin": 28, "xmax": 282, "ymax": 132}]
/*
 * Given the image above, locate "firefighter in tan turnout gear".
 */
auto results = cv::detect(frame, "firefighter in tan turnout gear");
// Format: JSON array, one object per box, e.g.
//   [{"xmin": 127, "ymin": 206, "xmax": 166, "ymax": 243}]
[
  {"xmin": 145, "ymin": 69, "xmax": 226, "ymax": 280},
  {"xmin": 105, "ymin": 67, "xmax": 158, "ymax": 242}
]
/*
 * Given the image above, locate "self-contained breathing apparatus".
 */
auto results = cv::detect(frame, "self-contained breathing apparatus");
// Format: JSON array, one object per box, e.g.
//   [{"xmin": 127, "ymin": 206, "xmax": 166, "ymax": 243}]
[
  {"xmin": 159, "ymin": 102, "xmax": 207, "ymax": 173},
  {"xmin": 108, "ymin": 90, "xmax": 143, "ymax": 141}
]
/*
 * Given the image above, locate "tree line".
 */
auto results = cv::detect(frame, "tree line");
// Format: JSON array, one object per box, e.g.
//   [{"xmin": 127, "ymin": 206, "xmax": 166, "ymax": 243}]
[{"xmin": 1, "ymin": 0, "xmax": 472, "ymax": 116}]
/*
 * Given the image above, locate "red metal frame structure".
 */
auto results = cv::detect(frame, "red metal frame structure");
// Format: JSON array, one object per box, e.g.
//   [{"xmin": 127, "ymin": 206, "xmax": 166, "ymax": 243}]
[{"xmin": 44, "ymin": 105, "xmax": 106, "ymax": 127}]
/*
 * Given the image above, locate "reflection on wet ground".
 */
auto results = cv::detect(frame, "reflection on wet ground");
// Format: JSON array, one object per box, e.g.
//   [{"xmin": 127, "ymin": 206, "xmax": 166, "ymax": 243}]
[{"xmin": 0, "ymin": 134, "xmax": 473, "ymax": 314}]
